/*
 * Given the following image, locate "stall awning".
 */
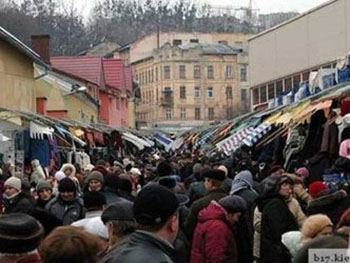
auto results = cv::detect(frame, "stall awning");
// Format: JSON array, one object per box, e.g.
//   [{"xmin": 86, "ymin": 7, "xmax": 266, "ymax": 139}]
[
  {"xmin": 122, "ymin": 132, "xmax": 153, "ymax": 150},
  {"xmin": 154, "ymin": 133, "xmax": 173, "ymax": 151},
  {"xmin": 242, "ymin": 123, "xmax": 272, "ymax": 147},
  {"xmin": 55, "ymin": 125, "xmax": 86, "ymax": 146},
  {"xmin": 217, "ymin": 127, "xmax": 255, "ymax": 156}
]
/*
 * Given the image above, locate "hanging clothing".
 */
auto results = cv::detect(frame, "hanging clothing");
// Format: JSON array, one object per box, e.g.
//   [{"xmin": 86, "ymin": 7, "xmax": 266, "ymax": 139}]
[{"xmin": 30, "ymin": 139, "xmax": 50, "ymax": 167}]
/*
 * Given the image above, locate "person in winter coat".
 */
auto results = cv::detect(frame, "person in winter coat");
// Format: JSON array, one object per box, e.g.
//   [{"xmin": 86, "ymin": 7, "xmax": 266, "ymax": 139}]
[
  {"xmin": 306, "ymin": 181, "xmax": 350, "ymax": 225},
  {"xmin": 45, "ymin": 177, "xmax": 85, "ymax": 225},
  {"xmin": 185, "ymin": 169, "xmax": 227, "ymax": 239},
  {"xmin": 2, "ymin": 176, "xmax": 34, "ymax": 214},
  {"xmin": 35, "ymin": 180, "xmax": 55, "ymax": 209},
  {"xmin": 84, "ymin": 171, "xmax": 104, "ymax": 192},
  {"xmin": 300, "ymin": 214, "xmax": 333, "ymax": 247},
  {"xmin": 60, "ymin": 163, "xmax": 81, "ymax": 194},
  {"xmin": 30, "ymin": 159, "xmax": 46, "ymax": 186},
  {"xmin": 230, "ymin": 170, "xmax": 258, "ymax": 263},
  {"xmin": 190, "ymin": 195, "xmax": 247, "ymax": 263},
  {"xmin": 257, "ymin": 175, "xmax": 299, "ymax": 263}
]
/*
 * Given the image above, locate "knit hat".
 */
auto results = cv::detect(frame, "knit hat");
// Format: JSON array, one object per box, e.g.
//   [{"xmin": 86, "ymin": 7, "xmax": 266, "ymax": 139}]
[
  {"xmin": 334, "ymin": 157, "xmax": 350, "ymax": 173},
  {"xmin": 295, "ymin": 167, "xmax": 310, "ymax": 178},
  {"xmin": 202, "ymin": 169, "xmax": 226, "ymax": 182},
  {"xmin": 83, "ymin": 191, "xmax": 106, "ymax": 209},
  {"xmin": 301, "ymin": 214, "xmax": 333, "ymax": 239},
  {"xmin": 36, "ymin": 180, "xmax": 52, "ymax": 192},
  {"xmin": 309, "ymin": 181, "xmax": 328, "ymax": 198},
  {"xmin": 87, "ymin": 171, "xmax": 104, "ymax": 184},
  {"xmin": 134, "ymin": 184, "xmax": 179, "ymax": 226},
  {"xmin": 58, "ymin": 177, "xmax": 76, "ymax": 193},
  {"xmin": 101, "ymin": 202, "xmax": 134, "ymax": 224},
  {"xmin": 4, "ymin": 176, "xmax": 21, "ymax": 191},
  {"xmin": 218, "ymin": 195, "xmax": 247, "ymax": 213},
  {"xmin": 269, "ymin": 165, "xmax": 284, "ymax": 175},
  {"xmin": 54, "ymin": 171, "xmax": 66, "ymax": 182},
  {"xmin": 0, "ymin": 213, "xmax": 44, "ymax": 253}
]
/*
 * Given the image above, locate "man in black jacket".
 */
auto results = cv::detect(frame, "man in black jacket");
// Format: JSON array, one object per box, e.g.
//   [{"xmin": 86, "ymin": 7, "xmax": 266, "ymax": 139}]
[{"xmin": 108, "ymin": 184, "xmax": 179, "ymax": 263}]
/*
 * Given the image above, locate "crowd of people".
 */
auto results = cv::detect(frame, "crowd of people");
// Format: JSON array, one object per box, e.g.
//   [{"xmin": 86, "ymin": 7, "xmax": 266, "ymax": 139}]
[{"xmin": 0, "ymin": 149, "xmax": 350, "ymax": 263}]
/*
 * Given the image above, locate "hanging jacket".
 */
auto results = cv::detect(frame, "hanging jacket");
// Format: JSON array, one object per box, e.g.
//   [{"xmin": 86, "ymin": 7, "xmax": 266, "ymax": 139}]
[{"xmin": 191, "ymin": 201, "xmax": 237, "ymax": 263}]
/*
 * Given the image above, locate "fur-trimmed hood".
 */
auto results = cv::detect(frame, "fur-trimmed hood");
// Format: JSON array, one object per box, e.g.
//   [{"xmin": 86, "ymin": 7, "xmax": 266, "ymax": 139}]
[
  {"xmin": 308, "ymin": 189, "xmax": 347, "ymax": 208},
  {"xmin": 60, "ymin": 163, "xmax": 76, "ymax": 178}
]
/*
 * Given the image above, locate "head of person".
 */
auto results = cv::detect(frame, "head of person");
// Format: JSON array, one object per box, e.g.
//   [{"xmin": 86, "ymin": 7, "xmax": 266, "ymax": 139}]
[
  {"xmin": 295, "ymin": 167, "xmax": 310, "ymax": 179},
  {"xmin": 101, "ymin": 202, "xmax": 135, "ymax": 246},
  {"xmin": 86, "ymin": 171, "xmax": 104, "ymax": 192},
  {"xmin": 308, "ymin": 181, "xmax": 328, "ymax": 199},
  {"xmin": 39, "ymin": 226, "xmax": 103, "ymax": 263},
  {"xmin": 156, "ymin": 161, "xmax": 173, "ymax": 177},
  {"xmin": 83, "ymin": 191, "xmax": 106, "ymax": 211},
  {"xmin": 202, "ymin": 169, "xmax": 226, "ymax": 191},
  {"xmin": 218, "ymin": 195, "xmax": 247, "ymax": 226},
  {"xmin": 130, "ymin": 168, "xmax": 141, "ymax": 181},
  {"xmin": 295, "ymin": 235, "xmax": 348, "ymax": 263},
  {"xmin": 36, "ymin": 180, "xmax": 53, "ymax": 201},
  {"xmin": 58, "ymin": 177, "xmax": 76, "ymax": 202},
  {"xmin": 0, "ymin": 213, "xmax": 44, "ymax": 255},
  {"xmin": 3, "ymin": 176, "xmax": 21, "ymax": 198},
  {"xmin": 269, "ymin": 165, "xmax": 285, "ymax": 177},
  {"xmin": 133, "ymin": 184, "xmax": 179, "ymax": 244},
  {"xmin": 301, "ymin": 214, "xmax": 333, "ymax": 243},
  {"xmin": 61, "ymin": 163, "xmax": 76, "ymax": 177},
  {"xmin": 31, "ymin": 159, "xmax": 40, "ymax": 169},
  {"xmin": 264, "ymin": 175, "xmax": 294, "ymax": 198}
]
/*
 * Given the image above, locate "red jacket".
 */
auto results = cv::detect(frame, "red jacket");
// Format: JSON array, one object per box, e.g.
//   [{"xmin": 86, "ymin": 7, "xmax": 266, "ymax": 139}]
[{"xmin": 190, "ymin": 201, "xmax": 237, "ymax": 263}]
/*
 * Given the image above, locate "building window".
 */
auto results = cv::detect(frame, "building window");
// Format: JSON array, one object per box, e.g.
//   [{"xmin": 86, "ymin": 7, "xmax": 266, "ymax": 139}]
[
  {"xmin": 151, "ymin": 69, "xmax": 154, "ymax": 83},
  {"xmin": 207, "ymin": 65, "xmax": 214, "ymax": 79},
  {"xmin": 141, "ymin": 72, "xmax": 145, "ymax": 85},
  {"xmin": 145, "ymin": 71, "xmax": 148, "ymax": 84},
  {"xmin": 268, "ymin": 84, "xmax": 275, "ymax": 99},
  {"xmin": 226, "ymin": 86, "xmax": 232, "ymax": 99},
  {"xmin": 180, "ymin": 86, "xmax": 186, "ymax": 99},
  {"xmin": 194, "ymin": 87, "xmax": 200, "ymax": 98},
  {"xmin": 208, "ymin": 108, "xmax": 215, "ymax": 120},
  {"xmin": 225, "ymin": 65, "xmax": 233, "ymax": 79},
  {"xmin": 164, "ymin": 66, "xmax": 170, "ymax": 80},
  {"xmin": 226, "ymin": 106, "xmax": 233, "ymax": 119},
  {"xmin": 180, "ymin": 108, "xmax": 186, "ymax": 119},
  {"xmin": 260, "ymin": 86, "xmax": 267, "ymax": 103},
  {"xmin": 195, "ymin": 108, "xmax": 201, "ymax": 120},
  {"xmin": 179, "ymin": 65, "xmax": 186, "ymax": 79},
  {"xmin": 165, "ymin": 108, "xmax": 173, "ymax": 120},
  {"xmin": 252, "ymin": 88, "xmax": 259, "ymax": 105},
  {"xmin": 155, "ymin": 67, "xmax": 158, "ymax": 81},
  {"xmin": 207, "ymin": 87, "xmax": 214, "ymax": 98},
  {"xmin": 190, "ymin": 39, "xmax": 199, "ymax": 43},
  {"xmin": 194, "ymin": 65, "xmax": 200, "ymax": 79},
  {"xmin": 173, "ymin": 39, "xmax": 182, "ymax": 46},
  {"xmin": 241, "ymin": 89, "xmax": 247, "ymax": 102},
  {"xmin": 240, "ymin": 65, "xmax": 247, "ymax": 81}
]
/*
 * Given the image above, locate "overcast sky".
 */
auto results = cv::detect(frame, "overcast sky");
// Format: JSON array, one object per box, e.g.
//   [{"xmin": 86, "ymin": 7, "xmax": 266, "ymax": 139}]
[{"xmin": 75, "ymin": 0, "xmax": 331, "ymax": 17}]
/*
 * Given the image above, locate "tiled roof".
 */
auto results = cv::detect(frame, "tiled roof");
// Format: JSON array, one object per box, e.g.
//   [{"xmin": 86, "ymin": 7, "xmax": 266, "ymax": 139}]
[
  {"xmin": 103, "ymin": 59, "xmax": 132, "ymax": 92},
  {"xmin": 0, "ymin": 26, "xmax": 49, "ymax": 68},
  {"xmin": 51, "ymin": 56, "xmax": 103, "ymax": 86}
]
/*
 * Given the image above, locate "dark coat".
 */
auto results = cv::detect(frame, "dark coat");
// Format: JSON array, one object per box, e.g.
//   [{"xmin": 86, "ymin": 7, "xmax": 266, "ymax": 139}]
[
  {"xmin": 106, "ymin": 231, "xmax": 176, "ymax": 263},
  {"xmin": 0, "ymin": 253, "xmax": 42, "ymax": 263},
  {"xmin": 45, "ymin": 196, "xmax": 85, "ymax": 225},
  {"xmin": 190, "ymin": 201, "xmax": 237, "ymax": 263},
  {"xmin": 307, "ymin": 189, "xmax": 350, "ymax": 225},
  {"xmin": 257, "ymin": 194, "xmax": 298, "ymax": 263},
  {"xmin": 185, "ymin": 189, "xmax": 227, "ymax": 239},
  {"xmin": 3, "ymin": 192, "xmax": 34, "ymax": 214}
]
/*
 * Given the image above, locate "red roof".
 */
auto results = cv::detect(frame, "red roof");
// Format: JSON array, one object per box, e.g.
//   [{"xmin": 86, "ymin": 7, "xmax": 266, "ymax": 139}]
[
  {"xmin": 51, "ymin": 56, "xmax": 103, "ymax": 86},
  {"xmin": 103, "ymin": 59, "xmax": 132, "ymax": 92}
]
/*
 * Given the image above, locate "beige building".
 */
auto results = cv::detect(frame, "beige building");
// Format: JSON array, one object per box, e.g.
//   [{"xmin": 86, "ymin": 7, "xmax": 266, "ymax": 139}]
[
  {"xmin": 249, "ymin": 0, "xmax": 350, "ymax": 110},
  {"xmin": 133, "ymin": 42, "xmax": 244, "ymax": 130}
]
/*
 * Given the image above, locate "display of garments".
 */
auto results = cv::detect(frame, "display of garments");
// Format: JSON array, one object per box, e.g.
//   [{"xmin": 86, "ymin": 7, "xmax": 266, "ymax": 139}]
[
  {"xmin": 30, "ymin": 138, "xmax": 50, "ymax": 167},
  {"xmin": 74, "ymin": 152, "xmax": 91, "ymax": 169}
]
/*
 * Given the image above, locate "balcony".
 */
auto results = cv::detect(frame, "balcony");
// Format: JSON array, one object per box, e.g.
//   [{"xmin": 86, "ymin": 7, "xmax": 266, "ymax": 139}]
[{"xmin": 160, "ymin": 96, "xmax": 174, "ymax": 107}]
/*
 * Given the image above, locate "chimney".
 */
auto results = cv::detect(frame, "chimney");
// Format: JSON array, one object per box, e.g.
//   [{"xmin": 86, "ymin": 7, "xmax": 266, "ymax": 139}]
[{"xmin": 31, "ymin": 35, "xmax": 50, "ymax": 64}]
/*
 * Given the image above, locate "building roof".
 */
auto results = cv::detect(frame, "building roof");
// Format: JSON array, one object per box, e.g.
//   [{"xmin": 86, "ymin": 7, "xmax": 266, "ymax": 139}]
[
  {"xmin": 50, "ymin": 56, "xmax": 103, "ymax": 86},
  {"xmin": 0, "ymin": 26, "xmax": 49, "ymax": 68},
  {"xmin": 79, "ymin": 41, "xmax": 120, "ymax": 57},
  {"xmin": 178, "ymin": 42, "xmax": 239, "ymax": 55},
  {"xmin": 102, "ymin": 59, "xmax": 132, "ymax": 93}
]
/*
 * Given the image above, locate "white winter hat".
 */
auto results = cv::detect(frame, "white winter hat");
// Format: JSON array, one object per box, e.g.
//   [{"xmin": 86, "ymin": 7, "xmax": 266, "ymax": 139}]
[
  {"xmin": 4, "ymin": 177, "xmax": 21, "ymax": 191},
  {"xmin": 130, "ymin": 168, "xmax": 141, "ymax": 176},
  {"xmin": 54, "ymin": 171, "xmax": 66, "ymax": 182}
]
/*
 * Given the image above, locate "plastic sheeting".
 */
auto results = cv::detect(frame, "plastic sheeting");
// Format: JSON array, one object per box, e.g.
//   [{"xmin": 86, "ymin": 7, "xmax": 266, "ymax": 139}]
[{"xmin": 30, "ymin": 121, "xmax": 54, "ymax": 140}]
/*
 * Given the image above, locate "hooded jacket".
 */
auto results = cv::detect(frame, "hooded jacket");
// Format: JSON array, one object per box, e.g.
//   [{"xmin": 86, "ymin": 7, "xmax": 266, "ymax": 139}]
[
  {"xmin": 257, "ymin": 193, "xmax": 298, "ymax": 263},
  {"xmin": 60, "ymin": 163, "xmax": 81, "ymax": 193},
  {"xmin": 3, "ymin": 192, "xmax": 34, "ymax": 214},
  {"xmin": 106, "ymin": 230, "xmax": 176, "ymax": 263},
  {"xmin": 190, "ymin": 201, "xmax": 237, "ymax": 263}
]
